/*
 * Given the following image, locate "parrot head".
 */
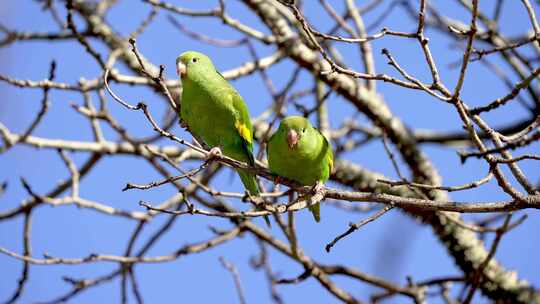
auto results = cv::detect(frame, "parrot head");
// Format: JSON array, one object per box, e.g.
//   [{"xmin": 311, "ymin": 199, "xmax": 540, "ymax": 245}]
[
  {"xmin": 278, "ymin": 116, "xmax": 314, "ymax": 150},
  {"xmin": 176, "ymin": 51, "xmax": 214, "ymax": 79}
]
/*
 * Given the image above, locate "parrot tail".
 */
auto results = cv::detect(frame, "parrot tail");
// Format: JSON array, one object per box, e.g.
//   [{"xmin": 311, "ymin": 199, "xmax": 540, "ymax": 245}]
[
  {"xmin": 237, "ymin": 169, "xmax": 271, "ymax": 227},
  {"xmin": 308, "ymin": 202, "xmax": 321, "ymax": 222},
  {"xmin": 237, "ymin": 169, "xmax": 259, "ymax": 195}
]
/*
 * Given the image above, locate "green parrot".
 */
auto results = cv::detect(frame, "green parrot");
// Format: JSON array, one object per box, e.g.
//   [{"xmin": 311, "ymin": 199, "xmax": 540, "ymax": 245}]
[
  {"xmin": 267, "ymin": 116, "xmax": 334, "ymax": 222},
  {"xmin": 176, "ymin": 51, "xmax": 260, "ymax": 196}
]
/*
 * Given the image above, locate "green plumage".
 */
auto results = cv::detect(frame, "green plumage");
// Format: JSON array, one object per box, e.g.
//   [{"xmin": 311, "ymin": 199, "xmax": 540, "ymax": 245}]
[
  {"xmin": 267, "ymin": 116, "xmax": 334, "ymax": 222},
  {"xmin": 177, "ymin": 51, "xmax": 259, "ymax": 195}
]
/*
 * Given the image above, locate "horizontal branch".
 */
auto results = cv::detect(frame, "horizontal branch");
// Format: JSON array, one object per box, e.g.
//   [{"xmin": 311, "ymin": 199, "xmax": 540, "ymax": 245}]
[
  {"xmin": 143, "ymin": 187, "xmax": 540, "ymax": 217},
  {"xmin": 0, "ymin": 226, "xmax": 242, "ymax": 265}
]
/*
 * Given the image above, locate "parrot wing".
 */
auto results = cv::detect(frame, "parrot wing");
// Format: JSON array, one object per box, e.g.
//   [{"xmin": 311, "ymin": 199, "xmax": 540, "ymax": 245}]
[
  {"xmin": 230, "ymin": 90, "xmax": 255, "ymax": 166},
  {"xmin": 315, "ymin": 128, "xmax": 333, "ymax": 175}
]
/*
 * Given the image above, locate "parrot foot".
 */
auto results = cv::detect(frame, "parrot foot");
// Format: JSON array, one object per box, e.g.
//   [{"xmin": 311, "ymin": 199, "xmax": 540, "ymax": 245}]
[
  {"xmin": 206, "ymin": 147, "xmax": 223, "ymax": 160},
  {"xmin": 309, "ymin": 181, "xmax": 325, "ymax": 202},
  {"xmin": 311, "ymin": 181, "xmax": 324, "ymax": 195},
  {"xmin": 180, "ymin": 120, "xmax": 189, "ymax": 129}
]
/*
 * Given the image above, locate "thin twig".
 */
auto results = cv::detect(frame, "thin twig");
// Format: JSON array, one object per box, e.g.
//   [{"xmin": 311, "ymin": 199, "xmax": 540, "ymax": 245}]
[
  {"xmin": 219, "ymin": 257, "xmax": 247, "ymax": 304},
  {"xmin": 325, "ymin": 205, "xmax": 393, "ymax": 252}
]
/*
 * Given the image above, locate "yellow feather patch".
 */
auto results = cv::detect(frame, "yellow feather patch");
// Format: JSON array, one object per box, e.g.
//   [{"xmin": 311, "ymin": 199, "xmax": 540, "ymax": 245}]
[
  {"xmin": 235, "ymin": 120, "xmax": 252, "ymax": 144},
  {"xmin": 327, "ymin": 153, "xmax": 334, "ymax": 173}
]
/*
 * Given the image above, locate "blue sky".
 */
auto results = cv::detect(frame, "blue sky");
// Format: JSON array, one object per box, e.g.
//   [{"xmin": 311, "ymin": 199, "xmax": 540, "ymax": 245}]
[{"xmin": 1, "ymin": 1, "xmax": 539, "ymax": 303}]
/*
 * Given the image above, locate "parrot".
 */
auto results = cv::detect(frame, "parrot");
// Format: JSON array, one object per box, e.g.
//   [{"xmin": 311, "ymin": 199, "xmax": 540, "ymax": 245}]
[
  {"xmin": 266, "ymin": 116, "xmax": 334, "ymax": 222},
  {"xmin": 176, "ymin": 51, "xmax": 260, "ymax": 197}
]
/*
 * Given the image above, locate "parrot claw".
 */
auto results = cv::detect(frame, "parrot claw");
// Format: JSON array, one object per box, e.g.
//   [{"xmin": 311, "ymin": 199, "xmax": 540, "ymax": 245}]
[
  {"xmin": 180, "ymin": 120, "xmax": 189, "ymax": 129},
  {"xmin": 311, "ymin": 181, "xmax": 324, "ymax": 195},
  {"xmin": 206, "ymin": 147, "xmax": 223, "ymax": 160}
]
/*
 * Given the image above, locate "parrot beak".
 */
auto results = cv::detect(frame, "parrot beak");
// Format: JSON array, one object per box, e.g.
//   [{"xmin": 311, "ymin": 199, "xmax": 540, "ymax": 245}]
[
  {"xmin": 177, "ymin": 61, "xmax": 187, "ymax": 78},
  {"xmin": 287, "ymin": 129, "xmax": 299, "ymax": 149}
]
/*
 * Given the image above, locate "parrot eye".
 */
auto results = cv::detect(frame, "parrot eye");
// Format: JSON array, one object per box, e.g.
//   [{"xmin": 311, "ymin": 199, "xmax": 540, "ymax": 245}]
[
  {"xmin": 192, "ymin": 57, "xmax": 198, "ymax": 63},
  {"xmin": 302, "ymin": 128, "xmax": 306, "ymax": 133}
]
